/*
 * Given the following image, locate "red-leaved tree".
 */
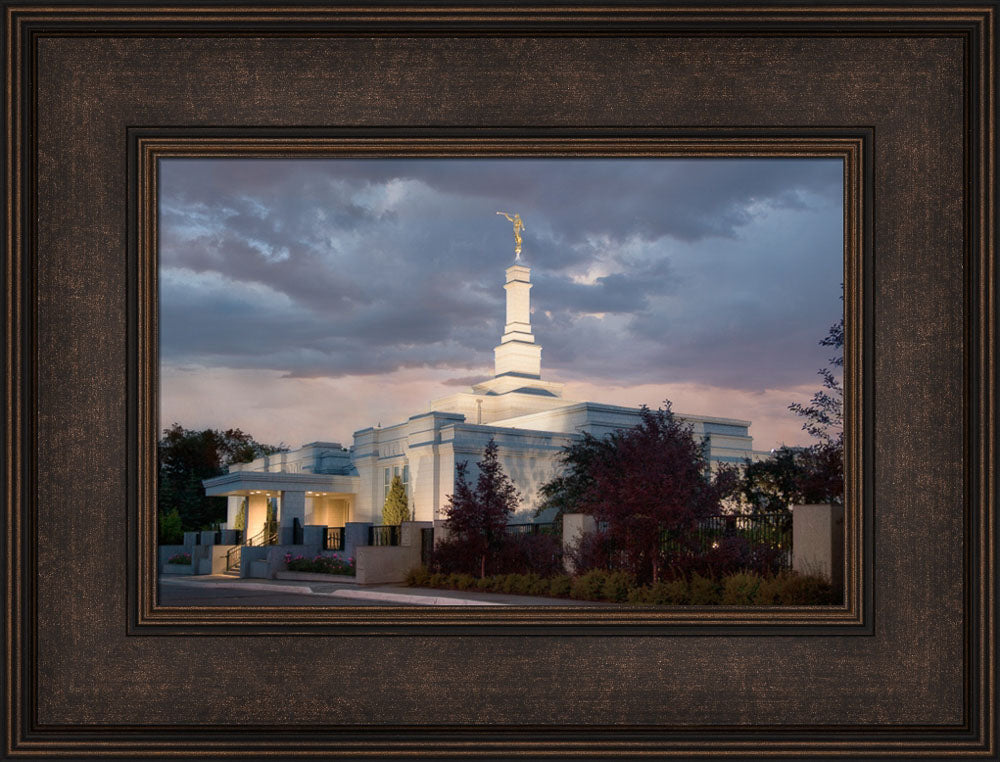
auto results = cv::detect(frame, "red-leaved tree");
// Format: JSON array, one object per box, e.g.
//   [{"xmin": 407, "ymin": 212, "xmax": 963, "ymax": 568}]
[
  {"xmin": 442, "ymin": 438, "xmax": 521, "ymax": 577},
  {"xmin": 574, "ymin": 403, "xmax": 737, "ymax": 584}
]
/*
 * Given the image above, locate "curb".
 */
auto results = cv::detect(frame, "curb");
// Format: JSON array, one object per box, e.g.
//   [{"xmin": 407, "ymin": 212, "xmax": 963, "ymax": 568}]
[
  {"xmin": 158, "ymin": 576, "xmax": 506, "ymax": 606},
  {"xmin": 159, "ymin": 577, "xmax": 314, "ymax": 596},
  {"xmin": 319, "ymin": 589, "xmax": 506, "ymax": 606}
]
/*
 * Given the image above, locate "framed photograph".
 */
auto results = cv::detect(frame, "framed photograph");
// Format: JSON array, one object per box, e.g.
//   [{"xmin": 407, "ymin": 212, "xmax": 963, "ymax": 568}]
[
  {"xmin": 142, "ymin": 136, "xmax": 863, "ymax": 627},
  {"xmin": 4, "ymin": 3, "xmax": 995, "ymax": 759}
]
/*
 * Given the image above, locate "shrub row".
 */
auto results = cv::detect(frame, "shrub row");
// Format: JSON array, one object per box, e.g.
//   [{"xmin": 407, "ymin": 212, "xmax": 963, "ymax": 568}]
[
  {"xmin": 283, "ymin": 552, "xmax": 356, "ymax": 576},
  {"xmin": 406, "ymin": 566, "xmax": 837, "ymax": 605},
  {"xmin": 406, "ymin": 567, "xmax": 574, "ymax": 598},
  {"xmin": 431, "ymin": 532, "xmax": 563, "ymax": 578},
  {"xmin": 569, "ymin": 531, "xmax": 789, "ymax": 586},
  {"xmin": 624, "ymin": 571, "xmax": 837, "ymax": 605}
]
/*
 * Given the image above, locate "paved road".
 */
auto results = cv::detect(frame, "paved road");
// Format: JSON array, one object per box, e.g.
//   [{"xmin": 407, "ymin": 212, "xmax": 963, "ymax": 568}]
[{"xmin": 158, "ymin": 583, "xmax": 397, "ymax": 607}]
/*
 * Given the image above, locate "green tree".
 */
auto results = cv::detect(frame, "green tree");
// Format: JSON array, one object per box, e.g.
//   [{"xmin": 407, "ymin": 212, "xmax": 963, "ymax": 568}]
[
  {"xmin": 382, "ymin": 475, "xmax": 409, "ymax": 525},
  {"xmin": 739, "ymin": 446, "xmax": 804, "ymax": 513},
  {"xmin": 232, "ymin": 497, "xmax": 247, "ymax": 531},
  {"xmin": 789, "ymin": 315, "xmax": 844, "ymax": 447},
  {"xmin": 787, "ymin": 312, "xmax": 845, "ymax": 505},
  {"xmin": 157, "ymin": 423, "xmax": 285, "ymax": 533},
  {"xmin": 158, "ymin": 507, "xmax": 184, "ymax": 544},
  {"xmin": 534, "ymin": 433, "xmax": 612, "ymax": 534}
]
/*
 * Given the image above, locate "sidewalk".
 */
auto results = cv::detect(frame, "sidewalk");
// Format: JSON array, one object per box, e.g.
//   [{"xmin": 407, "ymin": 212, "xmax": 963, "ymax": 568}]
[{"xmin": 159, "ymin": 574, "xmax": 596, "ymax": 606}]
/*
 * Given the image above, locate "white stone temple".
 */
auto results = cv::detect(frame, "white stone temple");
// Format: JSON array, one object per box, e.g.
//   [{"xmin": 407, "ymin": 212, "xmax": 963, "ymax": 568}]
[{"xmin": 204, "ymin": 256, "xmax": 758, "ymax": 542}]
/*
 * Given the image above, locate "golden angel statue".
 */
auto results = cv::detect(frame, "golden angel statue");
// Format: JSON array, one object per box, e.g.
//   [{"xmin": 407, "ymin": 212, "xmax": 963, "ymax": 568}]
[{"xmin": 496, "ymin": 211, "xmax": 525, "ymax": 259}]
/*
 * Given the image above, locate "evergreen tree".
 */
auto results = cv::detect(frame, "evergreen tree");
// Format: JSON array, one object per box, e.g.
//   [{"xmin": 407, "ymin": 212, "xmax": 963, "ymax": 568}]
[{"xmin": 382, "ymin": 475, "xmax": 410, "ymax": 525}]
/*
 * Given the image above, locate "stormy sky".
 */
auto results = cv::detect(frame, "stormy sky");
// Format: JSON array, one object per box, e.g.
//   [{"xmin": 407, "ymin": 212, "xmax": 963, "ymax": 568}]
[{"xmin": 159, "ymin": 158, "xmax": 843, "ymax": 452}]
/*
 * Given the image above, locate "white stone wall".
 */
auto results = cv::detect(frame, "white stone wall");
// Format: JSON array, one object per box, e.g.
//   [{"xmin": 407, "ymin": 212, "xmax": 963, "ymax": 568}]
[
  {"xmin": 229, "ymin": 441, "xmax": 353, "ymax": 475},
  {"xmin": 430, "ymin": 390, "xmax": 572, "ymax": 426},
  {"xmin": 439, "ymin": 423, "xmax": 578, "ymax": 519}
]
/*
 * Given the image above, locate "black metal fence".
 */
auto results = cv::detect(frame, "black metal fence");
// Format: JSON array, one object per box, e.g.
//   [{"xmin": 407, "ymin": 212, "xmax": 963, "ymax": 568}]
[
  {"xmin": 420, "ymin": 527, "xmax": 434, "ymax": 566},
  {"xmin": 325, "ymin": 526, "xmax": 345, "ymax": 551},
  {"xmin": 504, "ymin": 522, "xmax": 556, "ymax": 537},
  {"xmin": 590, "ymin": 513, "xmax": 793, "ymax": 572},
  {"xmin": 368, "ymin": 524, "xmax": 400, "ymax": 547},
  {"xmin": 664, "ymin": 512, "xmax": 792, "ymax": 569}
]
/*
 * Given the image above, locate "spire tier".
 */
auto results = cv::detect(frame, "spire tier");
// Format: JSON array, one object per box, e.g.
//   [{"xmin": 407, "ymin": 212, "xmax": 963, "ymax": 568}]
[{"xmin": 494, "ymin": 263, "xmax": 542, "ymax": 378}]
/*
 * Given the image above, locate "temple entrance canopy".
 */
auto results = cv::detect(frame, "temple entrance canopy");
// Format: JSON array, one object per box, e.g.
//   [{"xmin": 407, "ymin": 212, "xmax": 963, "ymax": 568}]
[{"xmin": 203, "ymin": 471, "xmax": 358, "ymax": 543}]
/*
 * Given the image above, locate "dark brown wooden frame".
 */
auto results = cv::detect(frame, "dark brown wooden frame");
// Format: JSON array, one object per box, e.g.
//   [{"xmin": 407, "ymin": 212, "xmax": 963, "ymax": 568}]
[{"xmin": 4, "ymin": 3, "xmax": 996, "ymax": 759}]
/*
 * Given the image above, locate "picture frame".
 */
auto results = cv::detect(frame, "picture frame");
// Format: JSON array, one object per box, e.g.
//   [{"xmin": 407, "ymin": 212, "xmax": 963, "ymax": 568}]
[
  {"xmin": 134, "ymin": 129, "xmax": 867, "ymax": 632},
  {"xmin": 4, "ymin": 3, "xmax": 995, "ymax": 759}
]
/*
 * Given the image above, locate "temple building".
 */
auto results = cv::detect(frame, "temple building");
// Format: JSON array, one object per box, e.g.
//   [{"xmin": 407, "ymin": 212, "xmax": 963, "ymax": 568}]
[{"xmin": 203, "ymin": 256, "xmax": 758, "ymax": 544}]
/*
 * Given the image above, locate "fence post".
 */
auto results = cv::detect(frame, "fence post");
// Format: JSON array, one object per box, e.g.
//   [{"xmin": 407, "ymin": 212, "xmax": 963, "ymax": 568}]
[
  {"xmin": 562, "ymin": 513, "xmax": 596, "ymax": 574},
  {"xmin": 792, "ymin": 503, "xmax": 845, "ymax": 600}
]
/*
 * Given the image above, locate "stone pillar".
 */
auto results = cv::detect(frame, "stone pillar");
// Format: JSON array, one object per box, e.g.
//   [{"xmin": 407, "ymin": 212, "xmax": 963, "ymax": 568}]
[
  {"xmin": 562, "ymin": 513, "xmax": 596, "ymax": 574},
  {"xmin": 245, "ymin": 494, "xmax": 268, "ymax": 541},
  {"xmin": 302, "ymin": 525, "xmax": 326, "ymax": 548},
  {"xmin": 400, "ymin": 520, "xmax": 433, "ymax": 548},
  {"xmin": 278, "ymin": 490, "xmax": 306, "ymax": 545},
  {"xmin": 792, "ymin": 503, "xmax": 845, "ymax": 599},
  {"xmin": 432, "ymin": 519, "xmax": 451, "ymax": 545},
  {"xmin": 343, "ymin": 522, "xmax": 371, "ymax": 562},
  {"xmin": 225, "ymin": 496, "xmax": 242, "ymax": 529}
]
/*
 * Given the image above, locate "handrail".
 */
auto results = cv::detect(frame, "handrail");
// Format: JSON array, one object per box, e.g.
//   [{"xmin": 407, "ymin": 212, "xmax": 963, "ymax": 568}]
[
  {"xmin": 247, "ymin": 522, "xmax": 278, "ymax": 547},
  {"xmin": 225, "ymin": 544, "xmax": 241, "ymax": 573}
]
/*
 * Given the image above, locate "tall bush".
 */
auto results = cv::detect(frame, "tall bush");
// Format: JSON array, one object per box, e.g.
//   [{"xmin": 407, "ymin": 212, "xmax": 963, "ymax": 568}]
[
  {"xmin": 382, "ymin": 475, "xmax": 409, "ymax": 525},
  {"xmin": 552, "ymin": 403, "xmax": 737, "ymax": 585},
  {"xmin": 441, "ymin": 439, "xmax": 520, "ymax": 577}
]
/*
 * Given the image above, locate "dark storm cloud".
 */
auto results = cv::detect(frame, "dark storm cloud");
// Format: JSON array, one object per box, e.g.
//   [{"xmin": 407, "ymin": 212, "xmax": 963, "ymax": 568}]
[{"xmin": 159, "ymin": 158, "xmax": 842, "ymax": 388}]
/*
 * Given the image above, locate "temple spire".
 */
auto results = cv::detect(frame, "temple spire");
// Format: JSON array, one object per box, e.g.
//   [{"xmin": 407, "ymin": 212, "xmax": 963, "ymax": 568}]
[{"xmin": 494, "ymin": 262, "xmax": 542, "ymax": 378}]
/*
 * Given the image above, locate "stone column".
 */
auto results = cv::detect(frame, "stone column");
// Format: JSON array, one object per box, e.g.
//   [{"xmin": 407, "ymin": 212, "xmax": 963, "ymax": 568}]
[
  {"xmin": 792, "ymin": 503, "xmax": 845, "ymax": 600},
  {"xmin": 225, "ymin": 496, "xmax": 242, "ymax": 530},
  {"xmin": 245, "ymin": 494, "xmax": 268, "ymax": 541},
  {"xmin": 278, "ymin": 490, "xmax": 306, "ymax": 545},
  {"xmin": 304, "ymin": 495, "xmax": 316, "ymax": 525},
  {"xmin": 562, "ymin": 513, "xmax": 596, "ymax": 574}
]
